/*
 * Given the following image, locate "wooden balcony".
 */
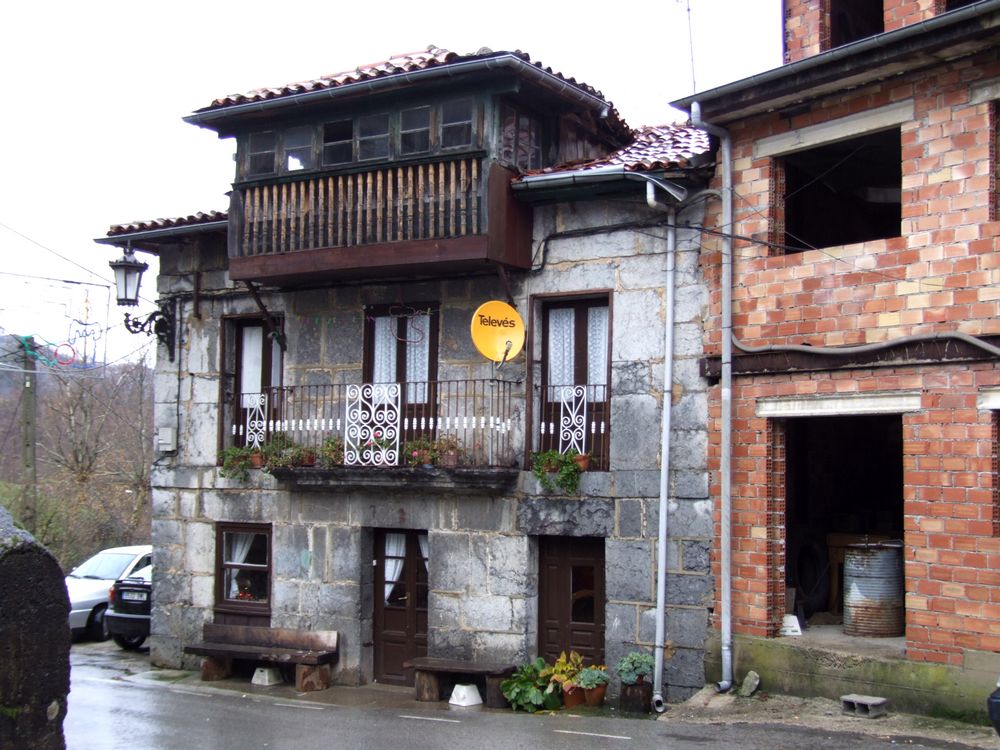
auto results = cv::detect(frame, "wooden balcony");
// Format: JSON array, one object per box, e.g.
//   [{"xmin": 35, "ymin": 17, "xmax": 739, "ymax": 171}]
[{"xmin": 227, "ymin": 158, "xmax": 531, "ymax": 286}]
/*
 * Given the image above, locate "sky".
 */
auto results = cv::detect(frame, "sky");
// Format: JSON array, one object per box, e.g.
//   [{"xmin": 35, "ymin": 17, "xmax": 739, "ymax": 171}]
[{"xmin": 0, "ymin": 0, "xmax": 782, "ymax": 366}]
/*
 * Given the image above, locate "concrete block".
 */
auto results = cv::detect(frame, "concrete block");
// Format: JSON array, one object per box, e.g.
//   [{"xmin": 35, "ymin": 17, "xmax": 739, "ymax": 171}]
[{"xmin": 841, "ymin": 694, "xmax": 888, "ymax": 718}]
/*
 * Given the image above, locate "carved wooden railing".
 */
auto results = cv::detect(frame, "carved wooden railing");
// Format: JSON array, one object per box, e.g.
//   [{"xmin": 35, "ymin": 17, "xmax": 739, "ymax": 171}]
[{"xmin": 233, "ymin": 157, "xmax": 484, "ymax": 257}]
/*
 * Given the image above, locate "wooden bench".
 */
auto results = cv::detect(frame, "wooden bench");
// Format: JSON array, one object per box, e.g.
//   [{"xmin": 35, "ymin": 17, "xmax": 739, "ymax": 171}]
[
  {"xmin": 184, "ymin": 623, "xmax": 339, "ymax": 692},
  {"xmin": 402, "ymin": 656, "xmax": 516, "ymax": 708}
]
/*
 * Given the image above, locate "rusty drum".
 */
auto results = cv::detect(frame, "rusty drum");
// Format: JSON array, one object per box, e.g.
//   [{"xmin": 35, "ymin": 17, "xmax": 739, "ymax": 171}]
[{"xmin": 843, "ymin": 541, "xmax": 904, "ymax": 637}]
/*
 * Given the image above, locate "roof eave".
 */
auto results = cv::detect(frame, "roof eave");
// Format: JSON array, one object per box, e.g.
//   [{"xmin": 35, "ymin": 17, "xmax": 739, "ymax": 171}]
[{"xmin": 671, "ymin": 0, "xmax": 1000, "ymax": 123}]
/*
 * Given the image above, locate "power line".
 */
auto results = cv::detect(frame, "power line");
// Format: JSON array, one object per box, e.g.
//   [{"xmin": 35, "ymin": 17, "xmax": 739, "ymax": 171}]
[{"xmin": 0, "ymin": 220, "xmax": 109, "ymax": 285}]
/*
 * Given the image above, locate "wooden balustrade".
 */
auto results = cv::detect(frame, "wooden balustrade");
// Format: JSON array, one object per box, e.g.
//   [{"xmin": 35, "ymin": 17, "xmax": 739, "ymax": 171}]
[{"xmin": 235, "ymin": 157, "xmax": 483, "ymax": 257}]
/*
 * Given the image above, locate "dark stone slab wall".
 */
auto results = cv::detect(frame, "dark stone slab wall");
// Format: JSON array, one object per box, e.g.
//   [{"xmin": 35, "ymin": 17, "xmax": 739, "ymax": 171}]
[{"xmin": 0, "ymin": 507, "xmax": 70, "ymax": 750}]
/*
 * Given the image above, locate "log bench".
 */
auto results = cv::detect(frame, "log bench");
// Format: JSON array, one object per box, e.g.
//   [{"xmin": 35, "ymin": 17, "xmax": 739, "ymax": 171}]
[
  {"xmin": 402, "ymin": 656, "xmax": 516, "ymax": 708},
  {"xmin": 184, "ymin": 623, "xmax": 339, "ymax": 692}
]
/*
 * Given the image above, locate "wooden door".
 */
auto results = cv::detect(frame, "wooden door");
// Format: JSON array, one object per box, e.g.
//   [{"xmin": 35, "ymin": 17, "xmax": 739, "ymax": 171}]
[
  {"xmin": 374, "ymin": 529, "xmax": 428, "ymax": 684},
  {"xmin": 538, "ymin": 536, "xmax": 605, "ymax": 665}
]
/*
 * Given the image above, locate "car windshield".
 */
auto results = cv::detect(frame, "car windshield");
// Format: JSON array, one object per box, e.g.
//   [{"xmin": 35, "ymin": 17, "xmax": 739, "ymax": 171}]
[{"xmin": 69, "ymin": 552, "xmax": 136, "ymax": 580}]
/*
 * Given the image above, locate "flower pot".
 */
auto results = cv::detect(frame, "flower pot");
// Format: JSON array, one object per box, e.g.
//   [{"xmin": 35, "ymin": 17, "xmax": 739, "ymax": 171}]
[
  {"xmin": 573, "ymin": 453, "xmax": 591, "ymax": 471},
  {"xmin": 619, "ymin": 680, "xmax": 653, "ymax": 713},
  {"xmin": 584, "ymin": 684, "xmax": 607, "ymax": 707},
  {"xmin": 562, "ymin": 686, "xmax": 586, "ymax": 708},
  {"xmin": 250, "ymin": 452, "xmax": 265, "ymax": 468},
  {"xmin": 440, "ymin": 450, "xmax": 460, "ymax": 468}
]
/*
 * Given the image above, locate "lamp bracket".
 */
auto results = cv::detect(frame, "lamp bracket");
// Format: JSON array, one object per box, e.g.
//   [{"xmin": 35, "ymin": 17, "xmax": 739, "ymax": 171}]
[{"xmin": 124, "ymin": 298, "xmax": 176, "ymax": 362}]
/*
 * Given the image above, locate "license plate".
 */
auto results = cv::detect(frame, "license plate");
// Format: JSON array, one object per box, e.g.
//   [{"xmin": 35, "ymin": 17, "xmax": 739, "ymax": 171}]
[{"xmin": 122, "ymin": 591, "xmax": 148, "ymax": 601}]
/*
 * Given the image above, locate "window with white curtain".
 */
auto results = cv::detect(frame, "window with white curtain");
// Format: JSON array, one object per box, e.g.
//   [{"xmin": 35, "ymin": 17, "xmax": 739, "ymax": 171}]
[
  {"xmin": 545, "ymin": 299, "xmax": 609, "ymax": 399},
  {"xmin": 365, "ymin": 304, "xmax": 438, "ymax": 405},
  {"xmin": 217, "ymin": 524, "xmax": 271, "ymax": 607}
]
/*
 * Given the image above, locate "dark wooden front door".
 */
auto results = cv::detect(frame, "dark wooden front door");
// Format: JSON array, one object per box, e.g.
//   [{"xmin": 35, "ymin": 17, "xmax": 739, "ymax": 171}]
[
  {"xmin": 374, "ymin": 529, "xmax": 428, "ymax": 684},
  {"xmin": 538, "ymin": 536, "xmax": 605, "ymax": 665}
]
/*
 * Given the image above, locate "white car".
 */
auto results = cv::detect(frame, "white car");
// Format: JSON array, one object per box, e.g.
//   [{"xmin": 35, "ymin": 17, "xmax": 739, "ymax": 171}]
[{"xmin": 65, "ymin": 545, "xmax": 152, "ymax": 640}]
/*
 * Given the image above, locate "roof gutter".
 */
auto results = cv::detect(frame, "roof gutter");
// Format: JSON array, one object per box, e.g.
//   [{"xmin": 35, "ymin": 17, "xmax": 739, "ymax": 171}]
[
  {"xmin": 94, "ymin": 220, "xmax": 228, "ymax": 249},
  {"xmin": 513, "ymin": 165, "xmax": 688, "ymax": 202},
  {"xmin": 185, "ymin": 54, "xmax": 611, "ymax": 130},
  {"xmin": 671, "ymin": 0, "xmax": 1000, "ymax": 117}
]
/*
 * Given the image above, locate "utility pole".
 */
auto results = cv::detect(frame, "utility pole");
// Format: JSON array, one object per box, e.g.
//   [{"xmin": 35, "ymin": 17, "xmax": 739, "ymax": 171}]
[{"xmin": 21, "ymin": 336, "xmax": 37, "ymax": 535}]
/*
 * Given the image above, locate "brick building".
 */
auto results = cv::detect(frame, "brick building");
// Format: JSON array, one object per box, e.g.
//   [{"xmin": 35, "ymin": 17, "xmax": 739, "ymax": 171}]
[{"xmin": 672, "ymin": 0, "xmax": 1000, "ymax": 716}]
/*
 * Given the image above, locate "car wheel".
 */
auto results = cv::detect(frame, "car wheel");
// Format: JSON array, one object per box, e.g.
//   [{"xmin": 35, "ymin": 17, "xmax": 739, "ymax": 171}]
[
  {"xmin": 87, "ymin": 605, "xmax": 110, "ymax": 642},
  {"xmin": 112, "ymin": 633, "xmax": 146, "ymax": 650}
]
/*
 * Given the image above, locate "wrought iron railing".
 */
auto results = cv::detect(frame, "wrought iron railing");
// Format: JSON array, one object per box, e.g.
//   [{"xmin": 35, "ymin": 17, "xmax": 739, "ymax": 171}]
[
  {"xmin": 233, "ymin": 156, "xmax": 484, "ymax": 257},
  {"xmin": 537, "ymin": 384, "xmax": 610, "ymax": 471},
  {"xmin": 231, "ymin": 378, "xmax": 515, "ymax": 468}
]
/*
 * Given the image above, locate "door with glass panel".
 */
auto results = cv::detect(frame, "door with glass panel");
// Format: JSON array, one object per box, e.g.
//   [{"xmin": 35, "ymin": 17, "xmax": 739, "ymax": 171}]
[
  {"xmin": 363, "ymin": 305, "xmax": 439, "ymax": 451},
  {"xmin": 538, "ymin": 536, "xmax": 605, "ymax": 665},
  {"xmin": 226, "ymin": 318, "xmax": 283, "ymax": 449},
  {"xmin": 373, "ymin": 529, "xmax": 429, "ymax": 685},
  {"xmin": 540, "ymin": 298, "xmax": 610, "ymax": 468}
]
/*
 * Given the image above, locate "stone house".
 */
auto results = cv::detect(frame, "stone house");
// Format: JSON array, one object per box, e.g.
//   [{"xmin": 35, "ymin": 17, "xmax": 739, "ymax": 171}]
[
  {"xmin": 671, "ymin": 0, "xmax": 1000, "ymax": 717},
  {"xmin": 97, "ymin": 47, "xmax": 716, "ymax": 703}
]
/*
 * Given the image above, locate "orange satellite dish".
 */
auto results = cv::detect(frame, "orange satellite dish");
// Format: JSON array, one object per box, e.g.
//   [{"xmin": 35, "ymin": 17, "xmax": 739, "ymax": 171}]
[{"xmin": 471, "ymin": 301, "xmax": 525, "ymax": 364}]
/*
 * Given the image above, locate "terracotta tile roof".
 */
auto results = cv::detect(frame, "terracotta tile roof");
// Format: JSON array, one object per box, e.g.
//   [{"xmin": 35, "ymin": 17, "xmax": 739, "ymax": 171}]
[
  {"xmin": 194, "ymin": 46, "xmax": 628, "ymax": 135},
  {"xmin": 524, "ymin": 125, "xmax": 713, "ymax": 177},
  {"xmin": 107, "ymin": 211, "xmax": 227, "ymax": 237}
]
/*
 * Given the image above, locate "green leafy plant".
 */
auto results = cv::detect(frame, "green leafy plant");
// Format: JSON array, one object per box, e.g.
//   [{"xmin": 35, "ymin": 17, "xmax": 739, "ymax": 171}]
[
  {"xmin": 500, "ymin": 657, "xmax": 560, "ymax": 712},
  {"xmin": 261, "ymin": 433, "xmax": 302, "ymax": 471},
  {"xmin": 531, "ymin": 449, "xmax": 583, "ymax": 494},
  {"xmin": 615, "ymin": 651, "xmax": 654, "ymax": 685},
  {"xmin": 573, "ymin": 665, "xmax": 610, "ymax": 689},
  {"xmin": 319, "ymin": 436, "xmax": 344, "ymax": 467},
  {"xmin": 403, "ymin": 437, "xmax": 436, "ymax": 467},
  {"xmin": 540, "ymin": 650, "xmax": 584, "ymax": 693},
  {"xmin": 219, "ymin": 446, "xmax": 257, "ymax": 482}
]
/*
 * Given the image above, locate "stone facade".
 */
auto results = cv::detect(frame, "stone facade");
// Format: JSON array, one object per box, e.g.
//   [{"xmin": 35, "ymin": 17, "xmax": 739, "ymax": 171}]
[{"xmin": 147, "ymin": 198, "xmax": 712, "ymax": 701}]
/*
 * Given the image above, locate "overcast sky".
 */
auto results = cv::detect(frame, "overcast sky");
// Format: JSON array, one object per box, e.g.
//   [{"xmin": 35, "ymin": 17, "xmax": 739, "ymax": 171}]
[{"xmin": 0, "ymin": 0, "xmax": 782, "ymax": 366}]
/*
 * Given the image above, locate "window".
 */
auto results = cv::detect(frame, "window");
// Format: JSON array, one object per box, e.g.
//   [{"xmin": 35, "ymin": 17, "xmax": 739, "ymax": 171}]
[
  {"xmin": 359, "ymin": 113, "xmax": 390, "ymax": 160},
  {"xmin": 216, "ymin": 524, "xmax": 271, "ymax": 614},
  {"xmin": 780, "ymin": 128, "xmax": 901, "ymax": 252},
  {"xmin": 223, "ymin": 317, "xmax": 283, "ymax": 449},
  {"xmin": 323, "ymin": 119, "xmax": 353, "ymax": 166},
  {"xmin": 247, "ymin": 131, "xmax": 276, "ymax": 176},
  {"xmin": 441, "ymin": 99, "xmax": 474, "ymax": 149},
  {"xmin": 945, "ymin": 0, "xmax": 978, "ymax": 9},
  {"xmin": 400, "ymin": 106, "xmax": 431, "ymax": 155},
  {"xmin": 364, "ymin": 304, "xmax": 439, "ymax": 442},
  {"xmin": 500, "ymin": 103, "xmax": 542, "ymax": 171},
  {"xmin": 829, "ymin": 0, "xmax": 883, "ymax": 48},
  {"xmin": 284, "ymin": 126, "xmax": 314, "ymax": 171},
  {"xmin": 539, "ymin": 297, "xmax": 610, "ymax": 468}
]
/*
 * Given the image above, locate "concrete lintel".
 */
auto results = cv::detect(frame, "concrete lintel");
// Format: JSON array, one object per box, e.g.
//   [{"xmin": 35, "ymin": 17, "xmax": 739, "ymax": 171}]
[
  {"xmin": 755, "ymin": 99, "xmax": 914, "ymax": 159},
  {"xmin": 976, "ymin": 387, "xmax": 1000, "ymax": 410},
  {"xmin": 756, "ymin": 391, "xmax": 922, "ymax": 418}
]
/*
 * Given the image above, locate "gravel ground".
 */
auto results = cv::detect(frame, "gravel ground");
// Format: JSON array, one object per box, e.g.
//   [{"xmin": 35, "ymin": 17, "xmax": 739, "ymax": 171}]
[{"xmin": 661, "ymin": 687, "xmax": 998, "ymax": 749}]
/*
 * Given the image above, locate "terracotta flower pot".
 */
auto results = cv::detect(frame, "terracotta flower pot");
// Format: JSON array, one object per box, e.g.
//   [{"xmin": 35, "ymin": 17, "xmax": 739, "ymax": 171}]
[
  {"xmin": 584, "ymin": 684, "xmax": 607, "ymax": 707},
  {"xmin": 562, "ymin": 686, "xmax": 586, "ymax": 708},
  {"xmin": 573, "ymin": 453, "xmax": 591, "ymax": 471},
  {"xmin": 250, "ymin": 452, "xmax": 265, "ymax": 468},
  {"xmin": 440, "ymin": 450, "xmax": 460, "ymax": 468}
]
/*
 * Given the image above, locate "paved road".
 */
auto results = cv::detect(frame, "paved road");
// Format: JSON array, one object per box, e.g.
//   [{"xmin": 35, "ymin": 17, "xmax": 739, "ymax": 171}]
[{"xmin": 65, "ymin": 641, "xmax": 989, "ymax": 750}]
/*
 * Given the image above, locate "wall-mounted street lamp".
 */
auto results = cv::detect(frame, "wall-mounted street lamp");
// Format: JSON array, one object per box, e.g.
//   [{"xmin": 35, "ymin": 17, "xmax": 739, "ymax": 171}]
[{"xmin": 108, "ymin": 246, "xmax": 176, "ymax": 362}]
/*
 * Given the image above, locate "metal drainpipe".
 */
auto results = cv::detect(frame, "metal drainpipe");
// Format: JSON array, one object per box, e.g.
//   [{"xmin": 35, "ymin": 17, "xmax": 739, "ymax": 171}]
[
  {"xmin": 647, "ymin": 182, "xmax": 676, "ymax": 714},
  {"xmin": 690, "ymin": 101, "xmax": 734, "ymax": 692}
]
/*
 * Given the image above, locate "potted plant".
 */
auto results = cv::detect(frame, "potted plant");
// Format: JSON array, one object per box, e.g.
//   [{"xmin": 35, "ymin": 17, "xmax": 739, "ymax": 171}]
[
  {"xmin": 499, "ymin": 657, "xmax": 560, "ymax": 712},
  {"xmin": 575, "ymin": 666, "xmax": 610, "ymax": 707},
  {"xmin": 573, "ymin": 452, "xmax": 592, "ymax": 472},
  {"xmin": 433, "ymin": 435, "xmax": 463, "ymax": 468},
  {"xmin": 219, "ymin": 445, "xmax": 257, "ymax": 482},
  {"xmin": 616, "ymin": 650, "xmax": 655, "ymax": 713},
  {"xmin": 531, "ymin": 449, "xmax": 583, "ymax": 494},
  {"xmin": 403, "ymin": 437, "xmax": 436, "ymax": 467},
  {"xmin": 541, "ymin": 651, "xmax": 584, "ymax": 708},
  {"xmin": 319, "ymin": 436, "xmax": 344, "ymax": 467}
]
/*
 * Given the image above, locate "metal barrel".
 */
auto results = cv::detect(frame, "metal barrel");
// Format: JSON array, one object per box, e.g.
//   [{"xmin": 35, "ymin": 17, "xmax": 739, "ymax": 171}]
[{"xmin": 843, "ymin": 541, "xmax": 904, "ymax": 637}]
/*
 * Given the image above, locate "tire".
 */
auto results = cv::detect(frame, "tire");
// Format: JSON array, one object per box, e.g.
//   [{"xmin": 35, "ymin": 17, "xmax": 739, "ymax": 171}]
[
  {"xmin": 112, "ymin": 633, "xmax": 146, "ymax": 650},
  {"xmin": 87, "ymin": 604, "xmax": 110, "ymax": 642}
]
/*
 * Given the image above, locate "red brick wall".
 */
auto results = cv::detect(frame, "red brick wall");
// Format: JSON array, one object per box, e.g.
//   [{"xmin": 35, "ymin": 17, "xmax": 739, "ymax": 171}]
[
  {"xmin": 702, "ymin": 47, "xmax": 1000, "ymax": 661},
  {"xmin": 784, "ymin": 0, "xmax": 947, "ymax": 63}
]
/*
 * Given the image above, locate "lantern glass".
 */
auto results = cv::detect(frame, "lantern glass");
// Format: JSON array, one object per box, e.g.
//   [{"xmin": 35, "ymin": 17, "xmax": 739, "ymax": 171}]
[{"xmin": 109, "ymin": 249, "xmax": 148, "ymax": 307}]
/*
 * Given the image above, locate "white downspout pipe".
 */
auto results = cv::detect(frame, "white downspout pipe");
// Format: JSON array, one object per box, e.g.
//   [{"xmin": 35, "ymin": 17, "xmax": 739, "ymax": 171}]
[
  {"xmin": 690, "ymin": 101, "xmax": 734, "ymax": 692},
  {"xmin": 648, "ymin": 181, "xmax": 676, "ymax": 714}
]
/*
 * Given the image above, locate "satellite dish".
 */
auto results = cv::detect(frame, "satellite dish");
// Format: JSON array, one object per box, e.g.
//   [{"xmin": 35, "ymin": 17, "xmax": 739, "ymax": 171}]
[{"xmin": 470, "ymin": 301, "xmax": 525, "ymax": 364}]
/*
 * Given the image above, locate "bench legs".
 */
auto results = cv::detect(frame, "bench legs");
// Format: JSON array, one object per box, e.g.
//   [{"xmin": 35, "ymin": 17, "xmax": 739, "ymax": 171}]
[
  {"xmin": 295, "ymin": 664, "xmax": 331, "ymax": 692},
  {"xmin": 485, "ymin": 676, "xmax": 509, "ymax": 709},
  {"xmin": 200, "ymin": 656, "xmax": 232, "ymax": 682},
  {"xmin": 414, "ymin": 670, "xmax": 441, "ymax": 701}
]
